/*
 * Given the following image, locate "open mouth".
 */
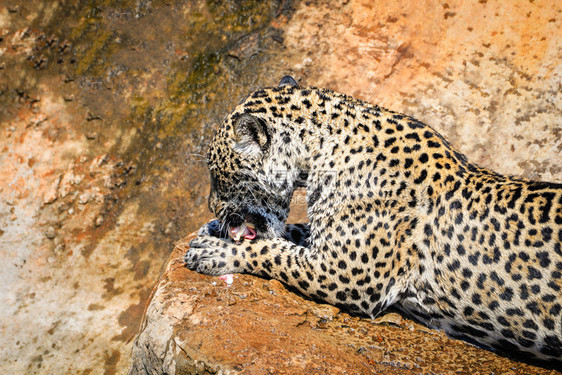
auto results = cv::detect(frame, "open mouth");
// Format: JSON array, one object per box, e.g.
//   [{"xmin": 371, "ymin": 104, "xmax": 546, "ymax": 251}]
[{"xmin": 228, "ymin": 223, "xmax": 257, "ymax": 241}]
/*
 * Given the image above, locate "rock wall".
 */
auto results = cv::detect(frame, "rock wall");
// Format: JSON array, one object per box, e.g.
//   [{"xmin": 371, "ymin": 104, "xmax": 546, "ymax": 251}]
[{"xmin": 0, "ymin": 0, "xmax": 560, "ymax": 374}]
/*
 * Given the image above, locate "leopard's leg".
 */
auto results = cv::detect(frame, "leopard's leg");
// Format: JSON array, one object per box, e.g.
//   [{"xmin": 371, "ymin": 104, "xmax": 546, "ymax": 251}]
[{"xmin": 185, "ymin": 235, "xmax": 316, "ymax": 286}]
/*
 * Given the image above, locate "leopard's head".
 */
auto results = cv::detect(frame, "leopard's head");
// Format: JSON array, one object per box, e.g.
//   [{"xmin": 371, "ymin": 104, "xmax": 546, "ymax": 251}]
[{"xmin": 206, "ymin": 76, "xmax": 302, "ymax": 240}]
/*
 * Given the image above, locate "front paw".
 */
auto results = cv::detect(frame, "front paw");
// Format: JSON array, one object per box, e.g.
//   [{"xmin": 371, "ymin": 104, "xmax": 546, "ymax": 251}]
[{"xmin": 184, "ymin": 235, "xmax": 239, "ymax": 276}]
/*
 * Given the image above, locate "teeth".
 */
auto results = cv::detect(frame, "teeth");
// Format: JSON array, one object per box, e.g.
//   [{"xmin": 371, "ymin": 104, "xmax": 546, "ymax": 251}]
[
  {"xmin": 228, "ymin": 223, "xmax": 257, "ymax": 241},
  {"xmin": 229, "ymin": 225, "xmax": 245, "ymax": 241}
]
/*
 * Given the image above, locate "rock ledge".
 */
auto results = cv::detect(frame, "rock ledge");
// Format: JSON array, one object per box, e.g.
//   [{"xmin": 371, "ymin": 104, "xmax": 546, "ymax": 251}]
[{"xmin": 129, "ymin": 235, "xmax": 558, "ymax": 374}]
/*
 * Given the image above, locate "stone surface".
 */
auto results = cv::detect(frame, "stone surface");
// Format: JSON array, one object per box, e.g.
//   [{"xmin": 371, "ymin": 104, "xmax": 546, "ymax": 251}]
[
  {"xmin": 0, "ymin": 0, "xmax": 560, "ymax": 374},
  {"xmin": 130, "ymin": 235, "xmax": 559, "ymax": 374}
]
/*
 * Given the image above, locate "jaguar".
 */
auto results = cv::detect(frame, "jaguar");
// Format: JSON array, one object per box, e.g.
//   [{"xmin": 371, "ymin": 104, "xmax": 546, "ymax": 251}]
[{"xmin": 185, "ymin": 76, "xmax": 562, "ymax": 366}]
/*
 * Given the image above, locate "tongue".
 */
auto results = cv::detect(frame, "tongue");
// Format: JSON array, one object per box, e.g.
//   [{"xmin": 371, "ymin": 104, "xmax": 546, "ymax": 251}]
[
  {"xmin": 243, "ymin": 226, "xmax": 257, "ymax": 240},
  {"xmin": 229, "ymin": 224, "xmax": 257, "ymax": 241}
]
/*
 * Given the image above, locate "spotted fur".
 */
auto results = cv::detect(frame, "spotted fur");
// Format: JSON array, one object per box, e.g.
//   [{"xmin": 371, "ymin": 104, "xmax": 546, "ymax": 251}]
[{"xmin": 185, "ymin": 77, "xmax": 562, "ymax": 366}]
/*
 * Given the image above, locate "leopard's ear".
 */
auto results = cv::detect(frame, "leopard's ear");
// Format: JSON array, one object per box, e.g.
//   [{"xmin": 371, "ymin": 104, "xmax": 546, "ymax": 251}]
[
  {"xmin": 279, "ymin": 75, "xmax": 298, "ymax": 87},
  {"xmin": 233, "ymin": 113, "xmax": 270, "ymax": 156}
]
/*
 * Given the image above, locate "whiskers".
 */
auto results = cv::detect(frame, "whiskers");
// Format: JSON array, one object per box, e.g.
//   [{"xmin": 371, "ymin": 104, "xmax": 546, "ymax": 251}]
[{"xmin": 188, "ymin": 152, "xmax": 208, "ymax": 165}]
